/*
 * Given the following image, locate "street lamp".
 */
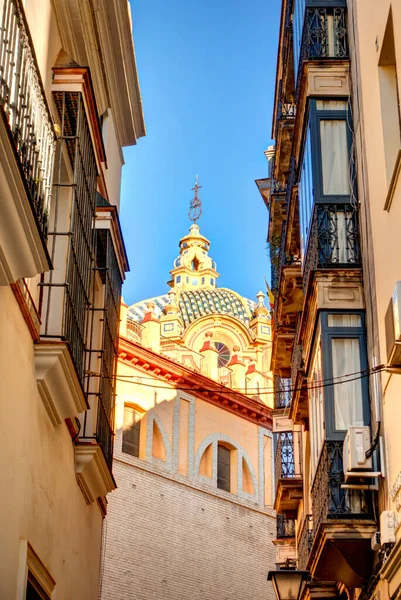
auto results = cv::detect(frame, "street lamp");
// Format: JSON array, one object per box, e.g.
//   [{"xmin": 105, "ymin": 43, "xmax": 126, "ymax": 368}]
[{"xmin": 267, "ymin": 569, "xmax": 308, "ymax": 600}]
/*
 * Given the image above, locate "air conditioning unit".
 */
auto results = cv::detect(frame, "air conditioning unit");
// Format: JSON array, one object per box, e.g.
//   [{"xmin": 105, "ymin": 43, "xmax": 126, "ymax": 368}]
[
  {"xmin": 380, "ymin": 511, "xmax": 396, "ymax": 545},
  {"xmin": 343, "ymin": 426, "xmax": 372, "ymax": 479},
  {"xmin": 385, "ymin": 282, "xmax": 401, "ymax": 366}
]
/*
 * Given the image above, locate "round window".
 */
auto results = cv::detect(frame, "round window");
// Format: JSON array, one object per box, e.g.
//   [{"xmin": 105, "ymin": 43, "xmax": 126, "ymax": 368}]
[{"xmin": 213, "ymin": 342, "xmax": 231, "ymax": 367}]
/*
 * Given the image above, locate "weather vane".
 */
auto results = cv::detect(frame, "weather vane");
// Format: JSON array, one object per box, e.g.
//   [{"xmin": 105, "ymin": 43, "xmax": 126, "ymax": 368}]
[{"xmin": 188, "ymin": 174, "xmax": 202, "ymax": 223}]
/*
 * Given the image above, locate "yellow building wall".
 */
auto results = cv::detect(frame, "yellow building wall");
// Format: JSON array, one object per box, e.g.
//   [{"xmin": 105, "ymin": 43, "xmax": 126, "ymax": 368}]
[{"xmin": 0, "ymin": 287, "xmax": 103, "ymax": 599}]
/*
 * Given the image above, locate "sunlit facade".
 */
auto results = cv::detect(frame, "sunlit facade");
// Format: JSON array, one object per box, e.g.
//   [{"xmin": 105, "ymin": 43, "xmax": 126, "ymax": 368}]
[
  {"xmin": 0, "ymin": 0, "xmax": 144, "ymax": 597},
  {"xmin": 100, "ymin": 222, "xmax": 277, "ymax": 600}
]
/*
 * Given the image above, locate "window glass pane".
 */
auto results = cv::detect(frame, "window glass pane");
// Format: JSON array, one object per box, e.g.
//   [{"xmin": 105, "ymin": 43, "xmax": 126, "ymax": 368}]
[
  {"xmin": 316, "ymin": 100, "xmax": 348, "ymax": 111},
  {"xmin": 217, "ymin": 444, "xmax": 230, "ymax": 492},
  {"xmin": 320, "ymin": 120, "xmax": 350, "ymax": 195},
  {"xmin": 122, "ymin": 406, "xmax": 141, "ymax": 457},
  {"xmin": 299, "ymin": 127, "xmax": 314, "ymax": 259},
  {"xmin": 328, "ymin": 314, "xmax": 362, "ymax": 327},
  {"xmin": 309, "ymin": 339, "xmax": 324, "ymax": 475},
  {"xmin": 332, "ymin": 338, "xmax": 364, "ymax": 430}
]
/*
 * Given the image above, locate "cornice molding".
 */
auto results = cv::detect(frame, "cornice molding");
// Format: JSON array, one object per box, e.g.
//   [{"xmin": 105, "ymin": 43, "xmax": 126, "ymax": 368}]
[
  {"xmin": 34, "ymin": 342, "xmax": 88, "ymax": 425},
  {"xmin": 75, "ymin": 443, "xmax": 116, "ymax": 503},
  {"xmin": 119, "ymin": 336, "xmax": 272, "ymax": 429}
]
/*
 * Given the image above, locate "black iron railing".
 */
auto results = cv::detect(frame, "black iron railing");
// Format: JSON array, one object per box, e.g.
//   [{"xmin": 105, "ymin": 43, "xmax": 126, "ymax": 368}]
[
  {"xmin": 274, "ymin": 375, "xmax": 292, "ymax": 408},
  {"xmin": 42, "ymin": 91, "xmax": 97, "ymax": 385},
  {"xmin": 0, "ymin": 0, "xmax": 56, "ymax": 239},
  {"xmin": 271, "ymin": 180, "xmax": 287, "ymax": 196},
  {"xmin": 296, "ymin": 7, "xmax": 348, "ymax": 98},
  {"xmin": 275, "ymin": 432, "xmax": 301, "ymax": 486},
  {"xmin": 303, "ymin": 203, "xmax": 361, "ymax": 292},
  {"xmin": 277, "ymin": 513, "xmax": 296, "ymax": 539},
  {"xmin": 297, "ymin": 515, "xmax": 313, "ymax": 570},
  {"xmin": 311, "ymin": 441, "xmax": 374, "ymax": 538},
  {"xmin": 94, "ymin": 228, "xmax": 122, "ymax": 468},
  {"xmin": 291, "ymin": 312, "xmax": 304, "ymax": 396}
]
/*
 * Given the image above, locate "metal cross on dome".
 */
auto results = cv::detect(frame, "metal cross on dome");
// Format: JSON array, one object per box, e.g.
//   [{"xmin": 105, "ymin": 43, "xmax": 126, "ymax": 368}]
[{"xmin": 188, "ymin": 174, "xmax": 202, "ymax": 223}]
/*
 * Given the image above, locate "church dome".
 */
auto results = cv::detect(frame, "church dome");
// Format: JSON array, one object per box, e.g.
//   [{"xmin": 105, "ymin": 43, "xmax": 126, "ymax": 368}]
[{"xmin": 128, "ymin": 287, "xmax": 257, "ymax": 329}]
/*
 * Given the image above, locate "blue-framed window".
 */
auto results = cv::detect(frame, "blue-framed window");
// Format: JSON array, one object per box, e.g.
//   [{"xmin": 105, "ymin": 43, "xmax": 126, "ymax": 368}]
[
  {"xmin": 176, "ymin": 275, "xmax": 181, "ymax": 283},
  {"xmin": 298, "ymin": 98, "xmax": 355, "ymax": 258},
  {"xmin": 309, "ymin": 311, "xmax": 370, "ymax": 445}
]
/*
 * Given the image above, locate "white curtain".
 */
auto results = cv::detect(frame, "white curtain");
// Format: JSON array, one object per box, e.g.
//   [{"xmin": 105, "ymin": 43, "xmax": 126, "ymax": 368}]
[
  {"xmin": 332, "ymin": 338, "xmax": 364, "ymax": 430},
  {"xmin": 328, "ymin": 314, "xmax": 361, "ymax": 327},
  {"xmin": 320, "ymin": 120, "xmax": 350, "ymax": 195},
  {"xmin": 316, "ymin": 100, "xmax": 348, "ymax": 111}
]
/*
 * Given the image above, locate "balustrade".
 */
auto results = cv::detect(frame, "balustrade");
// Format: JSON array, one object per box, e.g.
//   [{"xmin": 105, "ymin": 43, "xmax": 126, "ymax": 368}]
[
  {"xmin": 0, "ymin": 0, "xmax": 56, "ymax": 239},
  {"xmin": 311, "ymin": 441, "xmax": 373, "ymax": 539},
  {"xmin": 303, "ymin": 203, "xmax": 361, "ymax": 292}
]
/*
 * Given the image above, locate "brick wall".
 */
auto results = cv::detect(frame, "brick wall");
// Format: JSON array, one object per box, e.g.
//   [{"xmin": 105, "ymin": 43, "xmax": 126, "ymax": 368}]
[{"xmin": 100, "ymin": 458, "xmax": 276, "ymax": 600}]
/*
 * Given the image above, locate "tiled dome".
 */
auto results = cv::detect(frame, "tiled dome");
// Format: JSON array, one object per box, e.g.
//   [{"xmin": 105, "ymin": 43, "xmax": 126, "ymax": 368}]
[{"xmin": 128, "ymin": 288, "xmax": 258, "ymax": 328}]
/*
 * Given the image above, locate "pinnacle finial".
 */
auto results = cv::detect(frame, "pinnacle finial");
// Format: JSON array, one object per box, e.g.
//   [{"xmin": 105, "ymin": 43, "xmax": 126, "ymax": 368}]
[{"xmin": 188, "ymin": 174, "xmax": 202, "ymax": 224}]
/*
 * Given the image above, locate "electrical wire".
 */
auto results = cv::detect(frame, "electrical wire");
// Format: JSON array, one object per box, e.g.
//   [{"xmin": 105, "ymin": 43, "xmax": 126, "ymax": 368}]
[{"xmin": 88, "ymin": 363, "xmax": 387, "ymax": 397}]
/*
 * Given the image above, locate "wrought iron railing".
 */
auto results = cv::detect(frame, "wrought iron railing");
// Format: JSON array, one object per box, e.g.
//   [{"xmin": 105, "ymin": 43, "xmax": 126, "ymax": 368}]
[
  {"xmin": 160, "ymin": 336, "xmax": 203, "ymax": 372},
  {"xmin": 42, "ymin": 91, "xmax": 97, "ymax": 385},
  {"xmin": 274, "ymin": 375, "xmax": 292, "ymax": 408},
  {"xmin": 93, "ymin": 228, "xmax": 122, "ymax": 468},
  {"xmin": 275, "ymin": 431, "xmax": 302, "ymax": 488},
  {"xmin": 303, "ymin": 203, "xmax": 361, "ymax": 292},
  {"xmin": 271, "ymin": 180, "xmax": 287, "ymax": 196},
  {"xmin": 296, "ymin": 6, "xmax": 348, "ymax": 98},
  {"xmin": 297, "ymin": 515, "xmax": 313, "ymax": 570},
  {"xmin": 0, "ymin": 0, "xmax": 56, "ymax": 239},
  {"xmin": 277, "ymin": 513, "xmax": 296, "ymax": 539},
  {"xmin": 311, "ymin": 441, "xmax": 374, "ymax": 538},
  {"xmin": 291, "ymin": 312, "xmax": 304, "ymax": 396}
]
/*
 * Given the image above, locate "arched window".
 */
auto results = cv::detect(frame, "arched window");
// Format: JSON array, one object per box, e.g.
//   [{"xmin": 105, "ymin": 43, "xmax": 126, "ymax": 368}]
[
  {"xmin": 217, "ymin": 443, "xmax": 231, "ymax": 492},
  {"xmin": 122, "ymin": 405, "xmax": 142, "ymax": 457}
]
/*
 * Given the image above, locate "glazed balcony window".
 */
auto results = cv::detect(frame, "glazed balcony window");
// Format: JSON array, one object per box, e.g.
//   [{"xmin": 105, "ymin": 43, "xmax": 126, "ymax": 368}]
[
  {"xmin": 297, "ymin": 99, "xmax": 360, "ymax": 271},
  {"xmin": 293, "ymin": 0, "xmax": 348, "ymax": 81},
  {"xmin": 308, "ymin": 312, "xmax": 370, "ymax": 476}
]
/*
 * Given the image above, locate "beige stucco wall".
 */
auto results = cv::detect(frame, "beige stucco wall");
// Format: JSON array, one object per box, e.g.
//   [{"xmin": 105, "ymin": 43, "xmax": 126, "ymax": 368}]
[
  {"xmin": 350, "ymin": 0, "xmax": 401, "ymax": 537},
  {"xmin": 0, "ymin": 287, "xmax": 103, "ymax": 599}
]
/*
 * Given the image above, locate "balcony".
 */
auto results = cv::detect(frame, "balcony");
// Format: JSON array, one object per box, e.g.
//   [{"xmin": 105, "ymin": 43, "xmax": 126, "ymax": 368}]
[
  {"xmin": 290, "ymin": 313, "xmax": 308, "ymax": 424},
  {"xmin": 0, "ymin": 0, "xmax": 56, "ymax": 284},
  {"xmin": 296, "ymin": 6, "xmax": 349, "ymax": 97},
  {"xmin": 274, "ymin": 431, "xmax": 303, "ymax": 514},
  {"xmin": 274, "ymin": 375, "xmax": 292, "ymax": 409},
  {"xmin": 273, "ymin": 513, "xmax": 297, "ymax": 566},
  {"xmin": 307, "ymin": 441, "xmax": 376, "ymax": 587},
  {"xmin": 303, "ymin": 203, "xmax": 361, "ymax": 293},
  {"xmin": 277, "ymin": 513, "xmax": 296, "ymax": 539},
  {"xmin": 297, "ymin": 516, "xmax": 313, "ymax": 571}
]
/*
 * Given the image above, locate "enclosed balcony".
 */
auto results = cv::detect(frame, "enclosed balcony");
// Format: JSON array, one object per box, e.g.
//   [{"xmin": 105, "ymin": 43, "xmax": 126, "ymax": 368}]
[
  {"xmin": 293, "ymin": 1, "xmax": 349, "ymax": 95},
  {"xmin": 303, "ymin": 203, "xmax": 361, "ymax": 293},
  {"xmin": 306, "ymin": 441, "xmax": 376, "ymax": 587},
  {"xmin": 274, "ymin": 430, "xmax": 303, "ymax": 514},
  {"xmin": 274, "ymin": 375, "xmax": 292, "ymax": 409},
  {"xmin": 274, "ymin": 513, "xmax": 297, "ymax": 567},
  {"xmin": 0, "ymin": 0, "xmax": 56, "ymax": 284}
]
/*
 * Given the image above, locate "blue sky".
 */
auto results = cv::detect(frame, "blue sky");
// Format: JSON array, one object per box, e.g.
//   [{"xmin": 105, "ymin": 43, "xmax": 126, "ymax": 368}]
[{"xmin": 121, "ymin": 0, "xmax": 281, "ymax": 305}]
